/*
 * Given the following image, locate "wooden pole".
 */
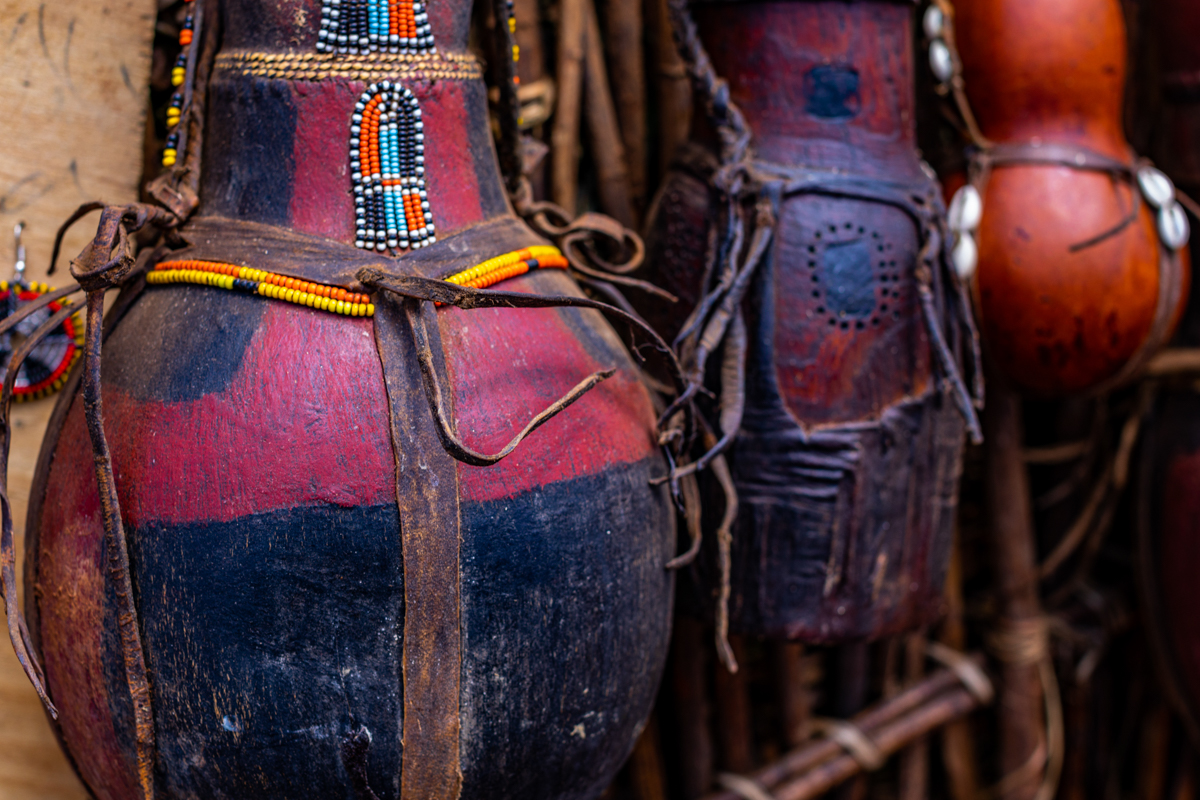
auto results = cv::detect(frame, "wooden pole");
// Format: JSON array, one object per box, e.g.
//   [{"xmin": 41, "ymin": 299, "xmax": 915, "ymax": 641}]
[
  {"xmin": 983, "ymin": 381, "xmax": 1046, "ymax": 800},
  {"xmin": 551, "ymin": 0, "xmax": 587, "ymax": 213},
  {"xmin": 602, "ymin": 0, "xmax": 648, "ymax": 213},
  {"xmin": 771, "ymin": 688, "xmax": 980, "ymax": 800},
  {"xmin": 707, "ymin": 661, "xmax": 981, "ymax": 800},
  {"xmin": 939, "ymin": 536, "xmax": 981, "ymax": 800},
  {"xmin": 643, "ymin": 0, "xmax": 691, "ymax": 181},
  {"xmin": 774, "ymin": 642, "xmax": 813, "ymax": 749},
  {"xmin": 673, "ymin": 616, "xmax": 715, "ymax": 799},
  {"xmin": 713, "ymin": 634, "xmax": 754, "ymax": 774},
  {"xmin": 1136, "ymin": 699, "xmax": 1171, "ymax": 800},
  {"xmin": 582, "ymin": 0, "xmax": 638, "ymax": 228},
  {"xmin": 833, "ymin": 642, "xmax": 871, "ymax": 800},
  {"xmin": 512, "ymin": 0, "xmax": 549, "ymax": 197},
  {"xmin": 628, "ymin": 712, "xmax": 669, "ymax": 800},
  {"xmin": 898, "ymin": 634, "xmax": 929, "ymax": 800}
]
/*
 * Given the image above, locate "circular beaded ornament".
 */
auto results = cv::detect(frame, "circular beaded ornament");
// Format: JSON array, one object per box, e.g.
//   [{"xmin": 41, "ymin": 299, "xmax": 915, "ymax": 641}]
[{"xmin": 0, "ymin": 224, "xmax": 83, "ymax": 402}]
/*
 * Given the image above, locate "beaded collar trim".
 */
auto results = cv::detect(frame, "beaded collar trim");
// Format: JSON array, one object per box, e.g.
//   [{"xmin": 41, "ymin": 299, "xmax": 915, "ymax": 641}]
[
  {"xmin": 352, "ymin": 82, "xmax": 436, "ymax": 253},
  {"xmin": 147, "ymin": 247, "xmax": 566, "ymax": 317},
  {"xmin": 318, "ymin": 0, "xmax": 436, "ymax": 54},
  {"xmin": 213, "ymin": 51, "xmax": 481, "ymax": 82},
  {"xmin": 149, "ymin": 261, "xmax": 377, "ymax": 317}
]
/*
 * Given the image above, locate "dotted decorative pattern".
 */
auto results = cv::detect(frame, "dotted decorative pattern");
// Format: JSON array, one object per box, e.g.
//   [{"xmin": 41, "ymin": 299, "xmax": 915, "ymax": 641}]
[
  {"xmin": 213, "ymin": 51, "xmax": 481, "ymax": 82},
  {"xmin": 317, "ymin": 0, "xmax": 435, "ymax": 54},
  {"xmin": 352, "ymin": 82, "xmax": 436, "ymax": 253}
]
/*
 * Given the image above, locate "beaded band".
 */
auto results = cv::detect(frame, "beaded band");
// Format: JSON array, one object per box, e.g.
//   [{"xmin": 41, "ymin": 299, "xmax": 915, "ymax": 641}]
[
  {"xmin": 352, "ymin": 82, "xmax": 436, "ymax": 253},
  {"xmin": 163, "ymin": 0, "xmax": 198, "ymax": 167},
  {"xmin": 213, "ymin": 51, "xmax": 481, "ymax": 83},
  {"xmin": 318, "ymin": 0, "xmax": 435, "ymax": 55},
  {"xmin": 444, "ymin": 245, "xmax": 565, "ymax": 289},
  {"xmin": 147, "ymin": 246, "xmax": 566, "ymax": 317},
  {"xmin": 149, "ymin": 260, "xmax": 377, "ymax": 317}
]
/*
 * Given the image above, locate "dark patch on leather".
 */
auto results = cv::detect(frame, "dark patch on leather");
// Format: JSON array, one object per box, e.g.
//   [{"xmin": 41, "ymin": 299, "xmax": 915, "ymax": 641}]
[
  {"xmin": 130, "ymin": 502, "xmax": 404, "ymax": 800},
  {"xmin": 803, "ymin": 65, "xmax": 861, "ymax": 120},
  {"xmin": 458, "ymin": 457, "xmax": 674, "ymax": 800},
  {"xmin": 821, "ymin": 239, "xmax": 876, "ymax": 318},
  {"xmin": 200, "ymin": 76, "xmax": 297, "ymax": 226},
  {"xmin": 103, "ymin": 285, "xmax": 263, "ymax": 403}
]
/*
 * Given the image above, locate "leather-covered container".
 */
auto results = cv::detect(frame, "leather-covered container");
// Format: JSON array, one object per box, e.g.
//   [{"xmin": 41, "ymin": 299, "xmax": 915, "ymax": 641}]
[
  {"xmin": 642, "ymin": 0, "xmax": 974, "ymax": 642},
  {"xmin": 23, "ymin": 1, "xmax": 674, "ymax": 797}
]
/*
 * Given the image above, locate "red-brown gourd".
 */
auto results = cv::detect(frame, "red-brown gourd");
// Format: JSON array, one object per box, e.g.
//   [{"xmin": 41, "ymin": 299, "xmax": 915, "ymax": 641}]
[{"xmin": 952, "ymin": 0, "xmax": 1190, "ymax": 396}]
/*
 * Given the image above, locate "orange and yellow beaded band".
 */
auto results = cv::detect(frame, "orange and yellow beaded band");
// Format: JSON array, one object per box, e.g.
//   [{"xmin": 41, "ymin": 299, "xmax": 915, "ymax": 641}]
[
  {"xmin": 149, "ymin": 260, "xmax": 377, "ymax": 316},
  {"xmin": 147, "ymin": 246, "xmax": 567, "ymax": 317}
]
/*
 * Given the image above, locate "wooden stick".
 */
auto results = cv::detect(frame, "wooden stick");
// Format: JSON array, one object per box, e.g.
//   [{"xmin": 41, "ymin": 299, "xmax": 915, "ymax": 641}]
[
  {"xmin": 714, "ymin": 634, "xmax": 754, "ymax": 774},
  {"xmin": 628, "ymin": 712, "xmax": 669, "ymax": 800},
  {"xmin": 898, "ymin": 634, "xmax": 929, "ymax": 800},
  {"xmin": 939, "ymin": 537, "xmax": 981, "ymax": 800},
  {"xmin": 512, "ymin": 0, "xmax": 548, "ymax": 197},
  {"xmin": 643, "ymin": 0, "xmax": 691, "ymax": 180},
  {"xmin": 551, "ymin": 0, "xmax": 587, "ymax": 213},
  {"xmin": 704, "ymin": 659, "xmax": 987, "ymax": 800},
  {"xmin": 774, "ymin": 642, "xmax": 813, "ymax": 749},
  {"xmin": 1172, "ymin": 750, "xmax": 1197, "ymax": 800},
  {"xmin": 602, "ymin": 0, "xmax": 648, "ymax": 212},
  {"xmin": 512, "ymin": 0, "xmax": 544, "ymax": 81},
  {"xmin": 983, "ymin": 382, "xmax": 1046, "ymax": 800},
  {"xmin": 1136, "ymin": 699, "xmax": 1171, "ymax": 800},
  {"xmin": 833, "ymin": 642, "xmax": 870, "ymax": 800},
  {"xmin": 770, "ymin": 688, "xmax": 982, "ymax": 800},
  {"xmin": 673, "ymin": 616, "xmax": 715, "ymax": 799},
  {"xmin": 1145, "ymin": 347, "xmax": 1200, "ymax": 376},
  {"xmin": 582, "ymin": 0, "xmax": 638, "ymax": 229}
]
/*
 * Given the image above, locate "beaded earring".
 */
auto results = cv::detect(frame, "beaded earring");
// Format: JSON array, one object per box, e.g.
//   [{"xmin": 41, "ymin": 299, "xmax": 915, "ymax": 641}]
[
  {"xmin": 351, "ymin": 81, "xmax": 436, "ymax": 253},
  {"xmin": 317, "ymin": 0, "xmax": 436, "ymax": 55},
  {"xmin": 0, "ymin": 224, "xmax": 84, "ymax": 402}
]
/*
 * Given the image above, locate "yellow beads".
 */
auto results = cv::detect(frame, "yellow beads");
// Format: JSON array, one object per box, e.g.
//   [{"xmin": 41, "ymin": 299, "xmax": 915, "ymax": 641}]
[
  {"xmin": 444, "ymin": 245, "xmax": 561, "ymax": 287},
  {"xmin": 149, "ymin": 260, "xmax": 375, "ymax": 318}
]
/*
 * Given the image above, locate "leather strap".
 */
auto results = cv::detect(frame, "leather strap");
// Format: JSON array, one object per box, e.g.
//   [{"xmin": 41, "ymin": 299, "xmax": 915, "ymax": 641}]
[
  {"xmin": 176, "ymin": 214, "xmax": 550, "ymax": 287},
  {"xmin": 976, "ymin": 141, "xmax": 1134, "ymax": 177},
  {"xmin": 374, "ymin": 294, "xmax": 464, "ymax": 800}
]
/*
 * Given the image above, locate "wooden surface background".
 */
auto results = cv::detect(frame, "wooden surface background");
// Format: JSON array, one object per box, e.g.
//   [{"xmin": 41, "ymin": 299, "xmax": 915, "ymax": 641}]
[{"xmin": 0, "ymin": 0, "xmax": 155, "ymax": 796}]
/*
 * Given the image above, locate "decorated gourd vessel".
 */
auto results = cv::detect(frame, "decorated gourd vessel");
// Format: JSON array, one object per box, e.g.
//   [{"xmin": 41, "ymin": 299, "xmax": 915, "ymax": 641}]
[
  {"xmin": 642, "ymin": 0, "xmax": 978, "ymax": 642},
  {"xmin": 21, "ymin": 0, "xmax": 674, "ymax": 797},
  {"xmin": 944, "ymin": 0, "xmax": 1190, "ymax": 397}
]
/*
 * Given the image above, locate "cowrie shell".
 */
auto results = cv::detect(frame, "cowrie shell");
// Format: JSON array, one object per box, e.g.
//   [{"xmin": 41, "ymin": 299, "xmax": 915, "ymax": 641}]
[
  {"xmin": 1138, "ymin": 166, "xmax": 1175, "ymax": 209},
  {"xmin": 923, "ymin": 5, "xmax": 945, "ymax": 38},
  {"xmin": 1158, "ymin": 202, "xmax": 1190, "ymax": 250},
  {"xmin": 930, "ymin": 40, "xmax": 953, "ymax": 83},
  {"xmin": 948, "ymin": 185, "xmax": 983, "ymax": 233},
  {"xmin": 952, "ymin": 232, "xmax": 978, "ymax": 281}
]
